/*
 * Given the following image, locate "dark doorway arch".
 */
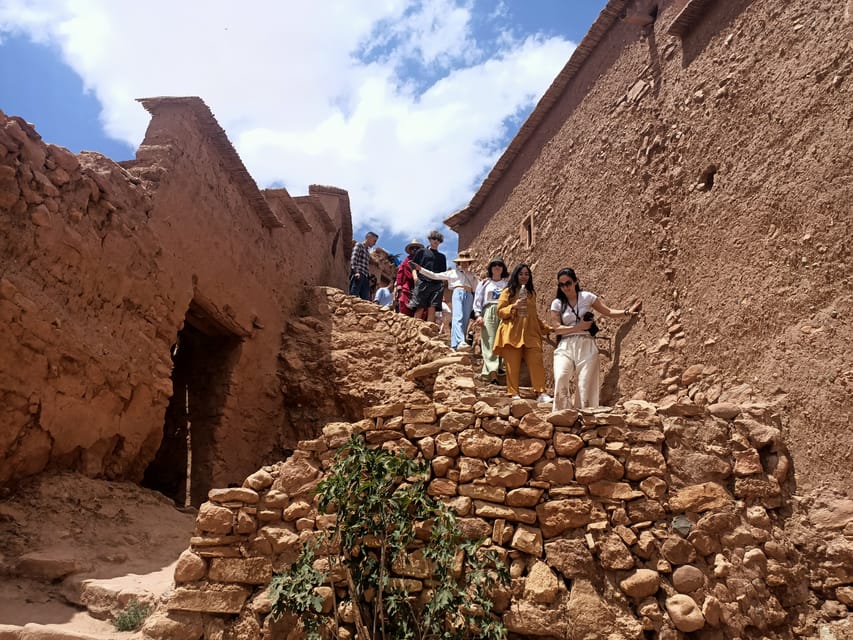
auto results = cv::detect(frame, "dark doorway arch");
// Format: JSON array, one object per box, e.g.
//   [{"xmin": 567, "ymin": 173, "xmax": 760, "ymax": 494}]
[{"xmin": 142, "ymin": 299, "xmax": 243, "ymax": 506}]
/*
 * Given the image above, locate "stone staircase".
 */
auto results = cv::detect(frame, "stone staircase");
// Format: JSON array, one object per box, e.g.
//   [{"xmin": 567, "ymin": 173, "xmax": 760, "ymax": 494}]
[{"xmin": 137, "ymin": 355, "xmax": 853, "ymax": 639}]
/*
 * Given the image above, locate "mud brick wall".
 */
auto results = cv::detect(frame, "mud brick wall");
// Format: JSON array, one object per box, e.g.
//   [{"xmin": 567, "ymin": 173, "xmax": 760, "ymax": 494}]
[
  {"xmin": 449, "ymin": 0, "xmax": 853, "ymax": 494},
  {"xmin": 0, "ymin": 98, "xmax": 352, "ymax": 493}
]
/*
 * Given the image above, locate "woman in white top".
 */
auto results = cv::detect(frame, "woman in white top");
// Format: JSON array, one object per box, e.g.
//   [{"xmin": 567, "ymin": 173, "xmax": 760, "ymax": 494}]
[
  {"xmin": 412, "ymin": 249, "xmax": 479, "ymax": 351},
  {"xmin": 473, "ymin": 257, "xmax": 509, "ymax": 382},
  {"xmin": 549, "ymin": 268, "xmax": 639, "ymax": 409}
]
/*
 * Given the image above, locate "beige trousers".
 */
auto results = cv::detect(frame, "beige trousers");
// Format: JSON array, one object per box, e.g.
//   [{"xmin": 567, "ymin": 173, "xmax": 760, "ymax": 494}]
[
  {"xmin": 480, "ymin": 304, "xmax": 502, "ymax": 377},
  {"xmin": 553, "ymin": 335, "xmax": 599, "ymax": 409}
]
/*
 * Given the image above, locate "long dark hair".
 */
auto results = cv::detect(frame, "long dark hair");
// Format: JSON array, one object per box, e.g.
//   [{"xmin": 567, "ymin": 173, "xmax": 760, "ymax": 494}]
[
  {"xmin": 555, "ymin": 267, "xmax": 581, "ymax": 305},
  {"xmin": 508, "ymin": 263, "xmax": 535, "ymax": 298}
]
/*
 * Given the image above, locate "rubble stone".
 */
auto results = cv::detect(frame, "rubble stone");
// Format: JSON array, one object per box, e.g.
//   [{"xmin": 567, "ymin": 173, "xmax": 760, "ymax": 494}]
[
  {"xmin": 620, "ymin": 569, "xmax": 661, "ymax": 598},
  {"xmin": 665, "ymin": 594, "xmax": 705, "ymax": 632},
  {"xmin": 524, "ymin": 560, "xmax": 559, "ymax": 604}
]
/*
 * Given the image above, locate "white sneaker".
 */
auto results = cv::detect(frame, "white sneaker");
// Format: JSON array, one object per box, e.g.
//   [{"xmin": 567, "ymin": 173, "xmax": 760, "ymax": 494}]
[
  {"xmin": 537, "ymin": 393, "xmax": 553, "ymax": 403},
  {"xmin": 511, "ymin": 395, "xmax": 521, "ymax": 400}
]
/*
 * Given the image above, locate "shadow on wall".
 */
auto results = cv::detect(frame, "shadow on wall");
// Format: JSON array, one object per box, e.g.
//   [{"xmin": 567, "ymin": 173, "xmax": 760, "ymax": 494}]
[
  {"xmin": 277, "ymin": 287, "xmax": 453, "ymax": 450},
  {"xmin": 601, "ymin": 315, "xmax": 640, "ymax": 405},
  {"xmin": 277, "ymin": 293, "xmax": 350, "ymax": 451}
]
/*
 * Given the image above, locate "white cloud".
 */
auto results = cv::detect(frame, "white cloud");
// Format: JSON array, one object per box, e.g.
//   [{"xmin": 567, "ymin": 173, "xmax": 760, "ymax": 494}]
[{"xmin": 0, "ymin": 0, "xmax": 577, "ymax": 236}]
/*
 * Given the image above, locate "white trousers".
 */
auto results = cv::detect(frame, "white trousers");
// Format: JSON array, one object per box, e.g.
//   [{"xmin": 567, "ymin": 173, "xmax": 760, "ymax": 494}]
[{"xmin": 553, "ymin": 335, "xmax": 600, "ymax": 410}]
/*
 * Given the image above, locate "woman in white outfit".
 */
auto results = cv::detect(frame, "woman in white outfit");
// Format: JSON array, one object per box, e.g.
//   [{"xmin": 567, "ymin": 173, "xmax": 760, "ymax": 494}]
[
  {"xmin": 473, "ymin": 257, "xmax": 509, "ymax": 382},
  {"xmin": 549, "ymin": 268, "xmax": 638, "ymax": 409}
]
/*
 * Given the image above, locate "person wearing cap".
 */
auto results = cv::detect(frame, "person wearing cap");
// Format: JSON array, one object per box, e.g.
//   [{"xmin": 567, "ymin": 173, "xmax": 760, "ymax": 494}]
[
  {"xmin": 408, "ymin": 230, "xmax": 447, "ymax": 324},
  {"xmin": 473, "ymin": 257, "xmax": 509, "ymax": 381},
  {"xmin": 394, "ymin": 239, "xmax": 424, "ymax": 316},
  {"xmin": 412, "ymin": 248, "xmax": 479, "ymax": 350},
  {"xmin": 350, "ymin": 231, "xmax": 378, "ymax": 300}
]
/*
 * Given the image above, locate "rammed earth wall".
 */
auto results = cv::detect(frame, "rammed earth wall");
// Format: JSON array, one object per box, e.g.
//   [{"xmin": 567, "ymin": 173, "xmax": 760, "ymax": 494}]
[
  {"xmin": 0, "ymin": 99, "xmax": 352, "ymax": 493},
  {"xmin": 447, "ymin": 0, "xmax": 853, "ymax": 494}
]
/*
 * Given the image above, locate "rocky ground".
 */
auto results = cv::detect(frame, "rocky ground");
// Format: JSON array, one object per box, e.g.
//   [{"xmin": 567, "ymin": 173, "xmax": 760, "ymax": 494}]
[{"xmin": 0, "ymin": 473, "xmax": 195, "ymax": 638}]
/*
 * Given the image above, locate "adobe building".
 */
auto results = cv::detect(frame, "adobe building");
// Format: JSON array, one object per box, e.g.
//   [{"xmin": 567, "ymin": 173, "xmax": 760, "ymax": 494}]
[
  {"xmin": 0, "ymin": 96, "xmax": 355, "ymax": 504},
  {"xmin": 447, "ymin": 0, "xmax": 853, "ymax": 494}
]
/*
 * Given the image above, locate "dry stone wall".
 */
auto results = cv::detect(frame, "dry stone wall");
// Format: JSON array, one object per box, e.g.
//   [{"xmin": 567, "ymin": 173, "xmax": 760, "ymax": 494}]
[
  {"xmin": 0, "ymin": 99, "xmax": 352, "ymax": 494},
  {"xmin": 145, "ymin": 362, "xmax": 852, "ymax": 639},
  {"xmin": 449, "ymin": 0, "xmax": 853, "ymax": 494},
  {"xmin": 278, "ymin": 286, "xmax": 459, "ymax": 448}
]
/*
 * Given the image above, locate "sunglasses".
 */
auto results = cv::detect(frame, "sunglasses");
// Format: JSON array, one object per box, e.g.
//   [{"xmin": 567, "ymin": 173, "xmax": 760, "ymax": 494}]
[{"xmin": 558, "ymin": 281, "xmax": 574, "ymax": 288}]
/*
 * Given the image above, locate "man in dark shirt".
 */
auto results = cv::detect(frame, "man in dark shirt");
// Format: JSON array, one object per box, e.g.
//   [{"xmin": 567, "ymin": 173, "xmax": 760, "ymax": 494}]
[{"xmin": 408, "ymin": 229, "xmax": 446, "ymax": 323}]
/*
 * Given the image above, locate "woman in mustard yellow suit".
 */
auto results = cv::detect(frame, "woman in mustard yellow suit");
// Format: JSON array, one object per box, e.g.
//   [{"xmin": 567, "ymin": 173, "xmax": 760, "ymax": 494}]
[{"xmin": 493, "ymin": 264, "xmax": 553, "ymax": 402}]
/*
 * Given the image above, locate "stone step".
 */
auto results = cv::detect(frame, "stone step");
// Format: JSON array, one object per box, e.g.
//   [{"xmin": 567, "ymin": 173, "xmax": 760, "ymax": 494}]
[
  {"xmin": 0, "ymin": 563, "xmax": 174, "ymax": 640},
  {"xmin": 0, "ymin": 611, "xmax": 138, "ymax": 640},
  {"xmin": 61, "ymin": 564, "xmax": 175, "ymax": 622}
]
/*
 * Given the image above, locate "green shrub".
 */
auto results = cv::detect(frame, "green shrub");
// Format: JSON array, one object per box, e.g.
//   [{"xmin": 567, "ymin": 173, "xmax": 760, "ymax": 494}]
[
  {"xmin": 269, "ymin": 435, "xmax": 509, "ymax": 640},
  {"xmin": 113, "ymin": 599, "xmax": 151, "ymax": 632}
]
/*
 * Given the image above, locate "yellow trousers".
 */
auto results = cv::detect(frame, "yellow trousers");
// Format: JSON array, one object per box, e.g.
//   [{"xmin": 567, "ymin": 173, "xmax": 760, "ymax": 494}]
[{"xmin": 501, "ymin": 345, "xmax": 546, "ymax": 397}]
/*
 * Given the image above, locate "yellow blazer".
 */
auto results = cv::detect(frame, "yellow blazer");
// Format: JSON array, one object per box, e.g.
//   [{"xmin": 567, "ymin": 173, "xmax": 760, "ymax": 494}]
[{"xmin": 493, "ymin": 289, "xmax": 551, "ymax": 354}]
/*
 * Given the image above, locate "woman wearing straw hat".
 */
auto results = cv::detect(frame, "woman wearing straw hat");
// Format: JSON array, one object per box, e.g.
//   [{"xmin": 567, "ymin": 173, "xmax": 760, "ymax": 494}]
[
  {"xmin": 412, "ymin": 249, "xmax": 479, "ymax": 350},
  {"xmin": 394, "ymin": 238, "xmax": 424, "ymax": 316}
]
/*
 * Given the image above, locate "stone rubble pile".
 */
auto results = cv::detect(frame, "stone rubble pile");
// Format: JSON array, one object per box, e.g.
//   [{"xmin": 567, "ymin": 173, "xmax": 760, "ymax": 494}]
[
  {"xmin": 144, "ymin": 372, "xmax": 829, "ymax": 640},
  {"xmin": 278, "ymin": 286, "xmax": 462, "ymax": 441}
]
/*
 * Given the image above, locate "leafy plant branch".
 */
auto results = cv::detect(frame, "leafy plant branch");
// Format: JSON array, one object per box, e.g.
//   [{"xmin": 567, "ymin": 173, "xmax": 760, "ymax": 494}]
[{"xmin": 269, "ymin": 435, "xmax": 509, "ymax": 640}]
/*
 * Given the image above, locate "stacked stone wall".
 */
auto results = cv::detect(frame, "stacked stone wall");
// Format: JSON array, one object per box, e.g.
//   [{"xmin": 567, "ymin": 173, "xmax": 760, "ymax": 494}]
[
  {"xmin": 147, "ymin": 363, "xmax": 853, "ymax": 639},
  {"xmin": 278, "ymin": 286, "xmax": 460, "ymax": 446}
]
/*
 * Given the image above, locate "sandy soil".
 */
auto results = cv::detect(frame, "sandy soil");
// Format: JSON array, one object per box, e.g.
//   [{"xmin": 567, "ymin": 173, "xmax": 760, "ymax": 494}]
[{"xmin": 0, "ymin": 472, "xmax": 195, "ymax": 638}]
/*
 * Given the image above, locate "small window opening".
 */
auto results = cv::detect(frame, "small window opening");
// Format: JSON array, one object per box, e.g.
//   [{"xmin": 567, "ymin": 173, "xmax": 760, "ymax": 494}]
[
  {"xmin": 625, "ymin": 2, "xmax": 658, "ymax": 26},
  {"xmin": 521, "ymin": 214, "xmax": 534, "ymax": 248}
]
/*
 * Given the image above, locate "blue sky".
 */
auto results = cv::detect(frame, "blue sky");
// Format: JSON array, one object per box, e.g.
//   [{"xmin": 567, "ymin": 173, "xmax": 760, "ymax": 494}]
[{"xmin": 0, "ymin": 0, "xmax": 607, "ymax": 261}]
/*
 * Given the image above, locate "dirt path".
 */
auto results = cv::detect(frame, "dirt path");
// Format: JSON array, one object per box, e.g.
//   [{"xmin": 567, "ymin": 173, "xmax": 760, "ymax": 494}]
[{"xmin": 0, "ymin": 472, "xmax": 196, "ymax": 638}]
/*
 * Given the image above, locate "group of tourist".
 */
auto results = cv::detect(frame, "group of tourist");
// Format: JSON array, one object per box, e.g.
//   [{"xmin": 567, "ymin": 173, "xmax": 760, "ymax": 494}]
[{"xmin": 350, "ymin": 230, "xmax": 639, "ymax": 409}]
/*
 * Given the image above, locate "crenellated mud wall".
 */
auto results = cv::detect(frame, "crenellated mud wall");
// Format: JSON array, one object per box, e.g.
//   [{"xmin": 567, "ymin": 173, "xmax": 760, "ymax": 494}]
[
  {"xmin": 448, "ymin": 0, "xmax": 853, "ymax": 494},
  {"xmin": 0, "ymin": 98, "xmax": 353, "ymax": 500}
]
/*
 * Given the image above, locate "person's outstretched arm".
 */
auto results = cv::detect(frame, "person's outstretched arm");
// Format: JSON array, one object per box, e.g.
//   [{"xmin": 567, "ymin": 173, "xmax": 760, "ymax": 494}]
[
  {"xmin": 411, "ymin": 264, "xmax": 454, "ymax": 281},
  {"xmin": 591, "ymin": 298, "xmax": 642, "ymax": 318}
]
